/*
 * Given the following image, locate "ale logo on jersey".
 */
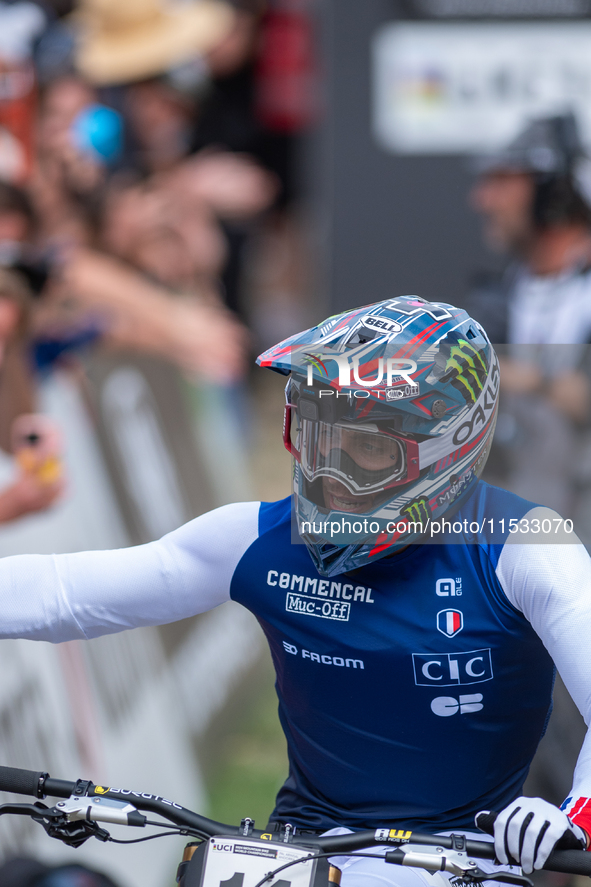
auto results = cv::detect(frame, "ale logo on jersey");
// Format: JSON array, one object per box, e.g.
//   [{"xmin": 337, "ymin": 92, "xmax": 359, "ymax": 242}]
[{"xmin": 437, "ymin": 609, "xmax": 463, "ymax": 637}]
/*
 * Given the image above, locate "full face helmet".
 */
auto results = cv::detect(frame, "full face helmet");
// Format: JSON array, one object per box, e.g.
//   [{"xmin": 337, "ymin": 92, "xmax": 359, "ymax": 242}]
[{"xmin": 257, "ymin": 296, "xmax": 499, "ymax": 577}]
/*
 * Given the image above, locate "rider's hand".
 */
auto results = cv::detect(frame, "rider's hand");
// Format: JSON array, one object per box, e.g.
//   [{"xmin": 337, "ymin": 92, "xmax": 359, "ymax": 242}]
[{"xmin": 488, "ymin": 797, "xmax": 587, "ymax": 873}]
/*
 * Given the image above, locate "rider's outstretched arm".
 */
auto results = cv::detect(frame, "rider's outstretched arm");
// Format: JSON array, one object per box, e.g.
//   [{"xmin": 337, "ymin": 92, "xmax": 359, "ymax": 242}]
[
  {"xmin": 493, "ymin": 514, "xmax": 591, "ymax": 870},
  {"xmin": 0, "ymin": 501, "xmax": 260, "ymax": 642}
]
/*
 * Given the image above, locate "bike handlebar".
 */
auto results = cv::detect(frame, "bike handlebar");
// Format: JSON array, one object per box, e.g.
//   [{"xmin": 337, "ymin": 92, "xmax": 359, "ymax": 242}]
[
  {"xmin": 0, "ymin": 766, "xmax": 236, "ymax": 835},
  {"xmin": 1, "ymin": 766, "xmax": 591, "ymax": 877}
]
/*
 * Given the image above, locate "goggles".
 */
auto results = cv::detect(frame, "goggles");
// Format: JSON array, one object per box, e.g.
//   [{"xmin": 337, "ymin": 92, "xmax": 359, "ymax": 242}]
[{"xmin": 283, "ymin": 404, "xmax": 420, "ymax": 495}]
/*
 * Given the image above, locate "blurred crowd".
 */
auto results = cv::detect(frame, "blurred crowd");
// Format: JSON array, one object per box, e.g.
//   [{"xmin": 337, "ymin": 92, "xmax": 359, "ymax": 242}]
[
  {"xmin": 0, "ymin": 0, "xmax": 316, "ymax": 524},
  {"xmin": 0, "ymin": 0, "xmax": 589, "ymax": 881},
  {"xmin": 468, "ymin": 113, "xmax": 591, "ymax": 533}
]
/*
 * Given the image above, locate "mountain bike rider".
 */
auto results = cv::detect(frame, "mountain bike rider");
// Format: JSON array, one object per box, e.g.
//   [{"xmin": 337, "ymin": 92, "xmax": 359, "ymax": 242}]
[{"xmin": 1, "ymin": 296, "xmax": 590, "ymax": 886}]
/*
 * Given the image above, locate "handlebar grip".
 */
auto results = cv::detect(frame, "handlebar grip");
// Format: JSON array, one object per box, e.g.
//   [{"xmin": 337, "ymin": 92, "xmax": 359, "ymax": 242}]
[
  {"xmin": 0, "ymin": 766, "xmax": 47, "ymax": 797},
  {"xmin": 475, "ymin": 811, "xmax": 496, "ymax": 836},
  {"xmin": 555, "ymin": 830, "xmax": 584, "ymax": 851},
  {"xmin": 545, "ymin": 848, "xmax": 591, "ymax": 876}
]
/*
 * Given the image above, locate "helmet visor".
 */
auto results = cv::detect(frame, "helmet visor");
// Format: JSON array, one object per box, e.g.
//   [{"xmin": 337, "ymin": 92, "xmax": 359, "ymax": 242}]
[{"xmin": 284, "ymin": 405, "xmax": 420, "ymax": 496}]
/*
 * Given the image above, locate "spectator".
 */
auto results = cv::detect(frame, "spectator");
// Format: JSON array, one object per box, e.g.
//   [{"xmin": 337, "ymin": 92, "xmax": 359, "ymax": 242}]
[
  {"xmin": 18, "ymin": 0, "xmax": 283, "ymax": 382},
  {"xmin": 99, "ymin": 175, "xmax": 227, "ymax": 294},
  {"xmin": 51, "ymin": 246, "xmax": 249, "ymax": 381},
  {"xmin": 0, "ymin": 267, "xmax": 64, "ymax": 522},
  {"xmin": 31, "ymin": 75, "xmax": 109, "ymax": 249},
  {"xmin": 0, "ymin": 1, "xmax": 47, "ymax": 183},
  {"xmin": 0, "ymin": 266, "xmax": 36, "ymax": 443},
  {"xmin": 187, "ymin": 0, "xmax": 316, "ymax": 327},
  {"xmin": 23, "ymin": 81, "xmax": 251, "ymax": 381},
  {"xmin": 469, "ymin": 113, "xmax": 591, "ymax": 348},
  {"xmin": 468, "ymin": 113, "xmax": 591, "ymax": 514},
  {"xmin": 73, "ymin": 0, "xmax": 235, "ymax": 90}
]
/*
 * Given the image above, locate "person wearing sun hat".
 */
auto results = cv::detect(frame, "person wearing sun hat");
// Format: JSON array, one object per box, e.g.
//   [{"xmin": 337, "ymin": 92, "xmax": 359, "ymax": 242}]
[{"xmin": 72, "ymin": 0, "xmax": 236, "ymax": 87}]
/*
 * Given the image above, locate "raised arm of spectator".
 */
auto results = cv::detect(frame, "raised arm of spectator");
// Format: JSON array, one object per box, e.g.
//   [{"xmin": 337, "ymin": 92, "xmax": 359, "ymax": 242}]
[
  {"xmin": 56, "ymin": 248, "xmax": 248, "ymax": 383},
  {"xmin": 166, "ymin": 151, "xmax": 279, "ymax": 220}
]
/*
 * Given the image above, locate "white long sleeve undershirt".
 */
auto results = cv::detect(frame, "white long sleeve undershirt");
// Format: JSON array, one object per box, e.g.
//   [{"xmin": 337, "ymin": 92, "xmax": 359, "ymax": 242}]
[
  {"xmin": 496, "ymin": 507, "xmax": 591, "ymax": 817},
  {"xmin": 0, "ymin": 501, "xmax": 260, "ymax": 641}
]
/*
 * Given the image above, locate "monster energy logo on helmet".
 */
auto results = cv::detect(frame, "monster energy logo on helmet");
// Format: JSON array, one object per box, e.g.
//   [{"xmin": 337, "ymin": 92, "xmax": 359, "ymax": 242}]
[
  {"xmin": 437, "ymin": 333, "xmax": 489, "ymax": 406},
  {"xmin": 402, "ymin": 497, "xmax": 431, "ymax": 528}
]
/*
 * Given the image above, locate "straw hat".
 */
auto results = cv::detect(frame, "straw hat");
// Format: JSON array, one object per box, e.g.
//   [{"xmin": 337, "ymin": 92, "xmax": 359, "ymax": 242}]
[{"xmin": 74, "ymin": 0, "xmax": 236, "ymax": 86}]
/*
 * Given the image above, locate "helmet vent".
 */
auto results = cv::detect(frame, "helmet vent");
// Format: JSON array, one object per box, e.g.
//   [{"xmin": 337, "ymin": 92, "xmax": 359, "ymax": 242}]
[
  {"xmin": 466, "ymin": 327, "xmax": 476, "ymax": 339},
  {"xmin": 431, "ymin": 399, "xmax": 447, "ymax": 419},
  {"xmin": 345, "ymin": 331, "xmax": 374, "ymax": 347}
]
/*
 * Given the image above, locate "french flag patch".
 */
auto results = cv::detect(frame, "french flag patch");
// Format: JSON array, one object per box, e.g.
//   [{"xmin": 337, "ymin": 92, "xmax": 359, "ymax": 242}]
[{"xmin": 437, "ymin": 609, "xmax": 463, "ymax": 638}]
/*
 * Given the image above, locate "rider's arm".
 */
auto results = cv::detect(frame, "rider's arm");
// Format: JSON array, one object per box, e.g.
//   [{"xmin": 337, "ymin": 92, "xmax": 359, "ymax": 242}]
[
  {"xmin": 0, "ymin": 501, "xmax": 260, "ymax": 642},
  {"xmin": 495, "ymin": 510, "xmax": 591, "ymax": 845}
]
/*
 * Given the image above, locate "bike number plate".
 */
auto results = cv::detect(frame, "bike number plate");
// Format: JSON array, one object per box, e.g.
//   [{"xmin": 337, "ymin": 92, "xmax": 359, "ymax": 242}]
[{"xmin": 199, "ymin": 836, "xmax": 316, "ymax": 887}]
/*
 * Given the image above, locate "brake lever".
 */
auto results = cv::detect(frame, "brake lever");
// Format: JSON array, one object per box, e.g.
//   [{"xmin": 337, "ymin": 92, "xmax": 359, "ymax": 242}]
[
  {"xmin": 0, "ymin": 793, "xmax": 146, "ymax": 849},
  {"xmin": 38, "ymin": 815, "xmax": 110, "ymax": 848},
  {"xmin": 386, "ymin": 845, "xmax": 533, "ymax": 887},
  {"xmin": 20, "ymin": 802, "xmax": 108, "ymax": 848},
  {"xmin": 35, "ymin": 793, "xmax": 149, "ymax": 848}
]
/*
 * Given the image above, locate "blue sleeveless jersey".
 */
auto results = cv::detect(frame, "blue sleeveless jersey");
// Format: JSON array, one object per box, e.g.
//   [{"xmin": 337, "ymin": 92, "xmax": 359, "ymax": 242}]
[{"xmin": 229, "ymin": 482, "xmax": 555, "ymax": 831}]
